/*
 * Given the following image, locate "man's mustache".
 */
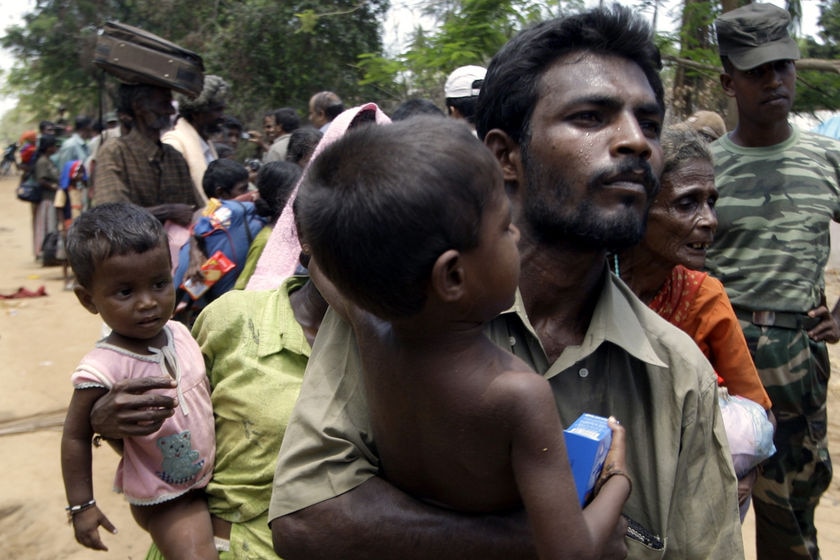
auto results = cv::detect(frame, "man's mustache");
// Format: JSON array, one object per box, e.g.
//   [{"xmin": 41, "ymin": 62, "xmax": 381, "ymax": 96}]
[{"xmin": 591, "ymin": 159, "xmax": 660, "ymax": 199}]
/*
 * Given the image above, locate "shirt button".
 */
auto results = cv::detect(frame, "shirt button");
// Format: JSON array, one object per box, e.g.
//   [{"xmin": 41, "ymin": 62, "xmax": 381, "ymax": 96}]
[
  {"xmin": 578, "ymin": 368, "xmax": 589, "ymax": 378},
  {"xmin": 509, "ymin": 336, "xmax": 516, "ymax": 347}
]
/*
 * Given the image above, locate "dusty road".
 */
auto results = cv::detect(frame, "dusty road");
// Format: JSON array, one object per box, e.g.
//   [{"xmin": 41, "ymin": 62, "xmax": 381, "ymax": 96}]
[
  {"xmin": 0, "ymin": 173, "xmax": 150, "ymax": 558},
  {"xmin": 2, "ymin": 171, "xmax": 840, "ymax": 558}
]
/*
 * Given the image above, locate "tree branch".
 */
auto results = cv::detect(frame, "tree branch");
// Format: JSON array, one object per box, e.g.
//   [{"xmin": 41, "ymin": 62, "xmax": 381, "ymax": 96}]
[{"xmin": 663, "ymin": 54, "xmax": 840, "ymax": 75}]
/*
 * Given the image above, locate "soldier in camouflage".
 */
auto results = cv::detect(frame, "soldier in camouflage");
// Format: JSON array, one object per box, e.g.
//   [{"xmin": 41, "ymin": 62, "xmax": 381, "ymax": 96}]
[{"xmin": 707, "ymin": 4, "xmax": 840, "ymax": 559}]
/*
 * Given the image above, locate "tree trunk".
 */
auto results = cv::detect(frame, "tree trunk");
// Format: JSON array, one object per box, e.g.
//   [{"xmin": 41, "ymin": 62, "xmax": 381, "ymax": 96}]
[{"xmin": 670, "ymin": 0, "xmax": 726, "ymax": 121}]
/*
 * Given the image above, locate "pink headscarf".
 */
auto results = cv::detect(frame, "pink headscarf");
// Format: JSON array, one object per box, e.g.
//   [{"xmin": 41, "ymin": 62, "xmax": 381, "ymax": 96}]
[{"xmin": 245, "ymin": 102, "xmax": 392, "ymax": 290}]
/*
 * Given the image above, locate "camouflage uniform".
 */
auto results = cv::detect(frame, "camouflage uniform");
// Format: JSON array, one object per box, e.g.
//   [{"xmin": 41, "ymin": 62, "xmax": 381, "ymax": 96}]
[{"xmin": 707, "ymin": 127, "xmax": 840, "ymax": 559}]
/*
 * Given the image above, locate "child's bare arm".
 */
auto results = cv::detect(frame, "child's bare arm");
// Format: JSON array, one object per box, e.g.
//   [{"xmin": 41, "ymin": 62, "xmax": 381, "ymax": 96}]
[
  {"xmin": 61, "ymin": 387, "xmax": 118, "ymax": 551},
  {"xmin": 508, "ymin": 373, "xmax": 629, "ymax": 560},
  {"xmin": 582, "ymin": 418, "xmax": 631, "ymax": 547}
]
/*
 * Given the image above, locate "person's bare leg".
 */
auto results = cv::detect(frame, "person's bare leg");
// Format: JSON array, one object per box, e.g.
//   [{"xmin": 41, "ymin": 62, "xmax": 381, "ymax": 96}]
[{"xmin": 131, "ymin": 490, "xmax": 217, "ymax": 560}]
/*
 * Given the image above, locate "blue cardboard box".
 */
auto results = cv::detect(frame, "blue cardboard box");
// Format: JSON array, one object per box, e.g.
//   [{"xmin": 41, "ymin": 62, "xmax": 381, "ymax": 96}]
[{"xmin": 563, "ymin": 413, "xmax": 612, "ymax": 505}]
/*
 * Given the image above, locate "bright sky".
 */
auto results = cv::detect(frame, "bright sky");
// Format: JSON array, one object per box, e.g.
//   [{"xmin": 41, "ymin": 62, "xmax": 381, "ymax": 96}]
[
  {"xmin": 640, "ymin": 0, "xmax": 822, "ymax": 35},
  {"xmin": 383, "ymin": 0, "xmax": 823, "ymax": 47},
  {"xmin": 0, "ymin": 0, "xmax": 826, "ymax": 116},
  {"xmin": 0, "ymin": 0, "xmax": 34, "ymax": 115}
]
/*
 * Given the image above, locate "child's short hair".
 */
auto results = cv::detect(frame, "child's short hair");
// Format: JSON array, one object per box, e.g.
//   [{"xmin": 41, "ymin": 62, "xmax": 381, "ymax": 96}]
[
  {"xmin": 202, "ymin": 158, "xmax": 249, "ymax": 199},
  {"xmin": 297, "ymin": 116, "xmax": 500, "ymax": 319},
  {"xmin": 66, "ymin": 202, "xmax": 168, "ymax": 289}
]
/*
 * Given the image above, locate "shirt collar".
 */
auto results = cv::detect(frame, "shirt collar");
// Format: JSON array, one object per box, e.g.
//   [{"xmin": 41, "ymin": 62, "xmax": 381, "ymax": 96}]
[
  {"xmin": 199, "ymin": 135, "xmax": 215, "ymax": 164},
  {"xmin": 584, "ymin": 269, "xmax": 668, "ymax": 367},
  {"xmin": 504, "ymin": 266, "xmax": 667, "ymax": 377},
  {"xmin": 254, "ymin": 275, "xmax": 312, "ymax": 359},
  {"xmin": 126, "ymin": 127, "xmax": 164, "ymax": 162}
]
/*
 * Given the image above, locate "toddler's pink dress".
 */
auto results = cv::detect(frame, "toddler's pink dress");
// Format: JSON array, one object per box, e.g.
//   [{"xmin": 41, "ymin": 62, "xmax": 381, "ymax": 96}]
[{"xmin": 71, "ymin": 321, "xmax": 215, "ymax": 505}]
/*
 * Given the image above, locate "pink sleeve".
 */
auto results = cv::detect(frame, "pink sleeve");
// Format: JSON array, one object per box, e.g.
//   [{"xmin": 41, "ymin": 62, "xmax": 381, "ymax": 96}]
[{"xmin": 71, "ymin": 350, "xmax": 116, "ymax": 389}]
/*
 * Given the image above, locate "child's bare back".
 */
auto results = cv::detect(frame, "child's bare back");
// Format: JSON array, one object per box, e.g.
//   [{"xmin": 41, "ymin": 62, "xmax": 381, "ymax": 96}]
[
  {"xmin": 298, "ymin": 118, "xmax": 632, "ymax": 559},
  {"xmin": 352, "ymin": 311, "xmax": 548, "ymax": 511}
]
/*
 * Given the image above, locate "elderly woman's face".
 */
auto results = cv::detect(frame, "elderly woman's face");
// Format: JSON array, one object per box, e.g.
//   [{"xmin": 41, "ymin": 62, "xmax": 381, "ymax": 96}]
[{"xmin": 642, "ymin": 157, "xmax": 717, "ymax": 271}]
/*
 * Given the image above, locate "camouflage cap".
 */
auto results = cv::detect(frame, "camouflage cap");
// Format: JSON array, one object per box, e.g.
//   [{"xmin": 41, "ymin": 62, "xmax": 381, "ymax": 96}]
[{"xmin": 715, "ymin": 3, "xmax": 800, "ymax": 71}]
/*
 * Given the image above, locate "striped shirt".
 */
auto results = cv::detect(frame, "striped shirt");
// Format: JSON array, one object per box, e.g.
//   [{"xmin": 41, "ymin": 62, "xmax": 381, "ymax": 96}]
[
  {"xmin": 706, "ymin": 127, "xmax": 840, "ymax": 312},
  {"xmin": 93, "ymin": 128, "xmax": 198, "ymax": 209}
]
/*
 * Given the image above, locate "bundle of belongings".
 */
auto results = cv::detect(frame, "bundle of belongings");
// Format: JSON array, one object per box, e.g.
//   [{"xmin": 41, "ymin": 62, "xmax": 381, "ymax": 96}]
[
  {"xmin": 718, "ymin": 387, "xmax": 776, "ymax": 478},
  {"xmin": 93, "ymin": 21, "xmax": 204, "ymax": 97}
]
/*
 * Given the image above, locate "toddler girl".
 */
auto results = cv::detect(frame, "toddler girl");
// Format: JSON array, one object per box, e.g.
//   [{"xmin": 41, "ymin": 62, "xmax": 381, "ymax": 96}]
[{"xmin": 61, "ymin": 202, "xmax": 216, "ymax": 559}]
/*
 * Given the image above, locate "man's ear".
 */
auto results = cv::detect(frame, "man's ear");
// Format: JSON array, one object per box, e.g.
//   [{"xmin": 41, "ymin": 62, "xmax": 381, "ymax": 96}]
[
  {"xmin": 74, "ymin": 285, "xmax": 99, "ymax": 316},
  {"xmin": 430, "ymin": 249, "xmax": 465, "ymax": 303},
  {"xmin": 720, "ymin": 73, "xmax": 736, "ymax": 98},
  {"xmin": 484, "ymin": 129, "xmax": 521, "ymax": 184}
]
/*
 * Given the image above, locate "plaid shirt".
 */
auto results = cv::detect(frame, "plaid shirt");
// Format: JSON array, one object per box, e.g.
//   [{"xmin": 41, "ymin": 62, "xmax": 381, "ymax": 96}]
[{"xmin": 93, "ymin": 128, "xmax": 198, "ymax": 208}]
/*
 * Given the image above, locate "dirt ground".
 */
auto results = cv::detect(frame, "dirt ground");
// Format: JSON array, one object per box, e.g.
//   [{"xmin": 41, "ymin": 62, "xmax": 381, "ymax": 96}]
[
  {"xmin": 3, "ymin": 172, "xmax": 840, "ymax": 559},
  {"xmin": 0, "ymin": 173, "xmax": 151, "ymax": 558}
]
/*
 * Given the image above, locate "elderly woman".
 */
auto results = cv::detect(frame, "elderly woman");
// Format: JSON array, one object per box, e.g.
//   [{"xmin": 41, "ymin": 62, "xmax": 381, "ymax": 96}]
[
  {"xmin": 614, "ymin": 126, "xmax": 769, "ymax": 405},
  {"xmin": 613, "ymin": 126, "xmax": 772, "ymax": 518}
]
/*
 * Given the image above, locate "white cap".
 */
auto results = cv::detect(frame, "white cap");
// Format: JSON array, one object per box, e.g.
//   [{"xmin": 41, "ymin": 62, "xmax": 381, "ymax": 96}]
[{"xmin": 444, "ymin": 65, "xmax": 486, "ymax": 99}]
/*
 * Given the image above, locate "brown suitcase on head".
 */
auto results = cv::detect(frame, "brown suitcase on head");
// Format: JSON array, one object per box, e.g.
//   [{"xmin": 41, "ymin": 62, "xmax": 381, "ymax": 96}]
[{"xmin": 93, "ymin": 21, "xmax": 204, "ymax": 97}]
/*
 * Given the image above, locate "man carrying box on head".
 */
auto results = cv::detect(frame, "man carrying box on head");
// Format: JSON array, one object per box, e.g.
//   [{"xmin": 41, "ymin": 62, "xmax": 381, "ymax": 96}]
[{"xmin": 92, "ymin": 22, "xmax": 202, "ymax": 228}]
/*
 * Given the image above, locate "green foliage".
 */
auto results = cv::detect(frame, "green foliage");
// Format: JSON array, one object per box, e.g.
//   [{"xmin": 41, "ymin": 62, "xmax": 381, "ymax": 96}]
[
  {"xmin": 1, "ymin": 0, "xmax": 387, "ymax": 128},
  {"xmin": 658, "ymin": 0, "xmax": 718, "ymax": 119},
  {"xmin": 204, "ymin": 0, "xmax": 386, "ymax": 124},
  {"xmin": 795, "ymin": 1, "xmax": 840, "ymax": 113},
  {"xmin": 358, "ymin": 0, "xmax": 553, "ymax": 108},
  {"xmin": 817, "ymin": 0, "xmax": 840, "ymax": 41},
  {"xmin": 1, "ymin": 5, "xmax": 102, "ymax": 119},
  {"xmin": 4, "ymin": 0, "xmax": 840, "ymax": 131}
]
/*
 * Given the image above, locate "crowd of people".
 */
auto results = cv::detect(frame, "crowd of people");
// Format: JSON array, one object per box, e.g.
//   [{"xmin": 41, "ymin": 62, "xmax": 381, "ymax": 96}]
[{"xmin": 11, "ymin": 2, "xmax": 835, "ymax": 559}]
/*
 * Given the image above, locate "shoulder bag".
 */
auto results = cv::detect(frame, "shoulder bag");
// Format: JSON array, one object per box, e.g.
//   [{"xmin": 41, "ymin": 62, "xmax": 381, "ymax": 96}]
[{"xmin": 16, "ymin": 176, "xmax": 42, "ymax": 203}]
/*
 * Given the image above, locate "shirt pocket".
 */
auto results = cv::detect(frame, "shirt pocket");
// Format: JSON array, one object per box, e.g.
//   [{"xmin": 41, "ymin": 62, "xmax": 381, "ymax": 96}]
[
  {"xmin": 625, "ymin": 537, "xmax": 666, "ymax": 559},
  {"xmin": 624, "ymin": 515, "xmax": 665, "ymax": 559}
]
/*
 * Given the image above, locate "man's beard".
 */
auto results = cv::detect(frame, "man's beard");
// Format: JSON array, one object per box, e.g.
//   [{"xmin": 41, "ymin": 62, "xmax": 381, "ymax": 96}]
[{"xmin": 522, "ymin": 155, "xmax": 658, "ymax": 252}]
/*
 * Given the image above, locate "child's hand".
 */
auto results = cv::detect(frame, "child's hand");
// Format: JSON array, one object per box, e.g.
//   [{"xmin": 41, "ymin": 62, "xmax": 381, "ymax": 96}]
[
  {"xmin": 602, "ymin": 416, "xmax": 627, "ymax": 472},
  {"xmin": 594, "ymin": 416, "xmax": 631, "ymax": 497},
  {"xmin": 72, "ymin": 506, "xmax": 117, "ymax": 551}
]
